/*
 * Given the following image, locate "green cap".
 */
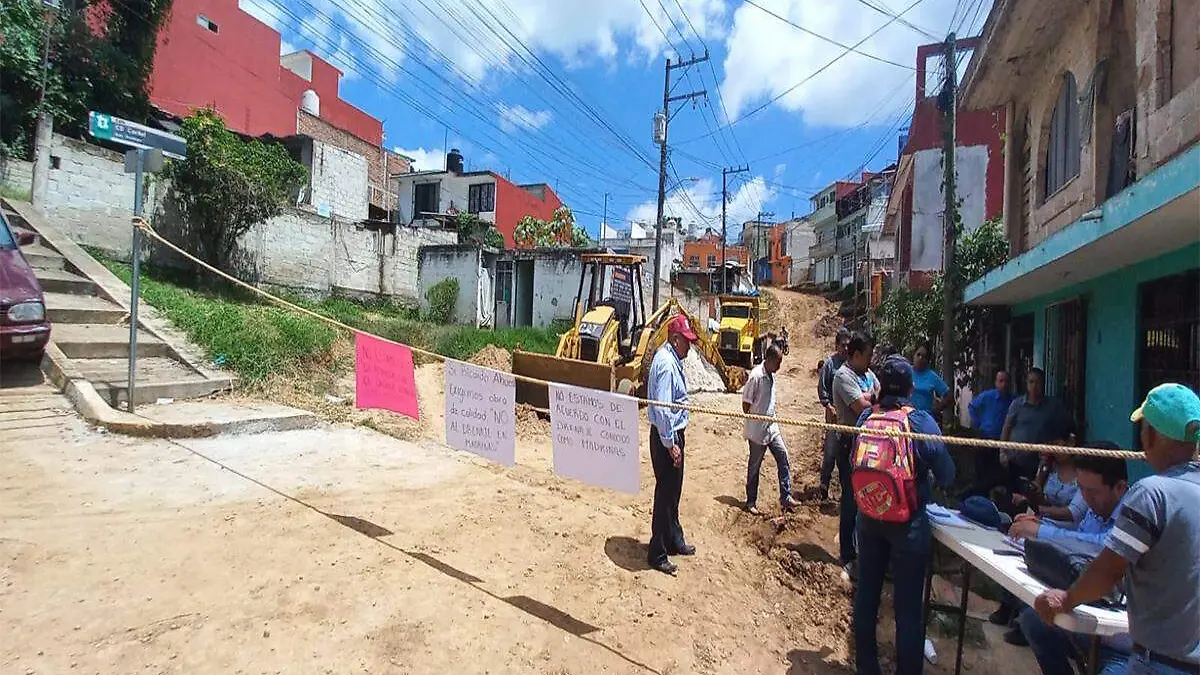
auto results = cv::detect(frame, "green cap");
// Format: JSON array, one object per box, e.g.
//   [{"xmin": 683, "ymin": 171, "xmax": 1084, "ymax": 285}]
[{"xmin": 1131, "ymin": 383, "xmax": 1200, "ymax": 441}]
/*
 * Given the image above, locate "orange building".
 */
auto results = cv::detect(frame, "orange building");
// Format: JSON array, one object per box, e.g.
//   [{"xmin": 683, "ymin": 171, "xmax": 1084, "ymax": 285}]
[{"xmin": 682, "ymin": 230, "xmax": 749, "ymax": 270}]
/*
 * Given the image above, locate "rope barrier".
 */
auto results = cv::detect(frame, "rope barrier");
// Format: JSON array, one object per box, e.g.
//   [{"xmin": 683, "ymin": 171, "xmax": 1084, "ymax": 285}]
[{"xmin": 131, "ymin": 217, "xmax": 1143, "ymax": 461}]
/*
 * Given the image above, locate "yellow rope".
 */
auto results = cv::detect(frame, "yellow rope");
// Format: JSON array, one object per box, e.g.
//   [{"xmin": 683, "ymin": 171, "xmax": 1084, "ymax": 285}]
[{"xmin": 132, "ymin": 218, "xmax": 1143, "ymax": 461}]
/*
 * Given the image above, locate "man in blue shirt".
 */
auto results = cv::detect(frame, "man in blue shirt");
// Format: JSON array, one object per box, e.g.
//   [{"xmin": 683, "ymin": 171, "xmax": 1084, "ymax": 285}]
[
  {"xmin": 645, "ymin": 314, "xmax": 699, "ymax": 575},
  {"xmin": 853, "ymin": 355, "xmax": 955, "ymax": 675},
  {"xmin": 967, "ymin": 369, "xmax": 1016, "ymax": 499}
]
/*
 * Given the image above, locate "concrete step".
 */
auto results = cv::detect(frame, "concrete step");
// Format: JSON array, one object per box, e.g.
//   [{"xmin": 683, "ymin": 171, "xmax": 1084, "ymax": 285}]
[
  {"xmin": 74, "ymin": 356, "xmax": 228, "ymax": 406},
  {"xmin": 36, "ymin": 268, "xmax": 97, "ymax": 296},
  {"xmin": 43, "ymin": 291, "xmax": 126, "ymax": 325},
  {"xmin": 52, "ymin": 323, "xmax": 169, "ymax": 359},
  {"xmin": 20, "ymin": 244, "xmax": 65, "ymax": 270}
]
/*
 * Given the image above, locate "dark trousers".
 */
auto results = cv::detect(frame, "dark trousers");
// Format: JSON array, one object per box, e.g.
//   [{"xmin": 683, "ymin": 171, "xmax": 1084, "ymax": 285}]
[
  {"xmin": 854, "ymin": 515, "xmax": 932, "ymax": 675},
  {"xmin": 747, "ymin": 436, "xmax": 793, "ymax": 508},
  {"xmin": 837, "ymin": 433, "xmax": 858, "ymax": 564},
  {"xmin": 648, "ymin": 431, "xmax": 687, "ymax": 566},
  {"xmin": 819, "ymin": 429, "xmax": 839, "ymax": 488}
]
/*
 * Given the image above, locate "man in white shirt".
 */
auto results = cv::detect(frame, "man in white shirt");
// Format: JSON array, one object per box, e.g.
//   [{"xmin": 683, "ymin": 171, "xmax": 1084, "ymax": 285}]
[{"xmin": 742, "ymin": 344, "xmax": 798, "ymax": 515}]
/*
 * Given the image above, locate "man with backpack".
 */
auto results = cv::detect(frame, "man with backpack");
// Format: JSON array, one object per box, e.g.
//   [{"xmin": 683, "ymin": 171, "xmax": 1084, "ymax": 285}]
[{"xmin": 851, "ymin": 355, "xmax": 955, "ymax": 675}]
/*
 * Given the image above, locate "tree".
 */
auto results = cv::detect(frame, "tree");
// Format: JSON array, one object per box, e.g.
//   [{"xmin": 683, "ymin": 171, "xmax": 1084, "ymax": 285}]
[
  {"xmin": 875, "ymin": 216, "xmax": 1008, "ymax": 387},
  {"xmin": 513, "ymin": 205, "xmax": 591, "ymax": 248},
  {"xmin": 167, "ymin": 109, "xmax": 308, "ymax": 272},
  {"xmin": 452, "ymin": 212, "xmax": 504, "ymax": 249},
  {"xmin": 0, "ymin": 0, "xmax": 172, "ymax": 159}
]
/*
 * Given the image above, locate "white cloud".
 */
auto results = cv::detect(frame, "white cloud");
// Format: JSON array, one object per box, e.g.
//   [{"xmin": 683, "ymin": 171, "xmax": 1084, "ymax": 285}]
[
  {"xmin": 624, "ymin": 175, "xmax": 777, "ymax": 235},
  {"xmin": 720, "ymin": 0, "xmax": 985, "ymax": 128},
  {"xmin": 394, "ymin": 146, "xmax": 446, "ymax": 172},
  {"xmin": 497, "ymin": 104, "xmax": 553, "ymax": 133}
]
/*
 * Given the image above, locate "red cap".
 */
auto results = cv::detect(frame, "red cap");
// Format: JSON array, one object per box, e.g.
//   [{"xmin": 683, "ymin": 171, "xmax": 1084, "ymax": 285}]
[{"xmin": 667, "ymin": 314, "xmax": 698, "ymax": 342}]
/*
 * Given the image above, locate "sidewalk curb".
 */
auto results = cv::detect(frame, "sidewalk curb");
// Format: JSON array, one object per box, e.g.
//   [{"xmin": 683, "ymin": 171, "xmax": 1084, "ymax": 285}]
[{"xmin": 42, "ymin": 345, "xmax": 318, "ymax": 439}]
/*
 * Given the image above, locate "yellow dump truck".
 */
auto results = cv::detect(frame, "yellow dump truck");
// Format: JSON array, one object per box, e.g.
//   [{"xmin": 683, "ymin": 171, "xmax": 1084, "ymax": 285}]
[
  {"xmin": 714, "ymin": 293, "xmax": 764, "ymax": 369},
  {"xmin": 512, "ymin": 253, "xmax": 746, "ymax": 408}
]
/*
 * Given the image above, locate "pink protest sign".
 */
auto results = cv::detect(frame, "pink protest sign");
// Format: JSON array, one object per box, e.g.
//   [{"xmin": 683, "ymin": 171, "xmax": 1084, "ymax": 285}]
[{"xmin": 355, "ymin": 332, "xmax": 419, "ymax": 420}]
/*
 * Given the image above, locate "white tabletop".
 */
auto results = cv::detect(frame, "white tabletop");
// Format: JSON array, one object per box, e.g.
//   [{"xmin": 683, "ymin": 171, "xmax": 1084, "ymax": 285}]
[{"xmin": 930, "ymin": 511, "xmax": 1129, "ymax": 638}]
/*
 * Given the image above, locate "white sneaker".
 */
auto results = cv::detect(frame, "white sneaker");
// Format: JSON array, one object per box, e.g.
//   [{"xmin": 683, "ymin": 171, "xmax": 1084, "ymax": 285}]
[{"xmin": 924, "ymin": 638, "xmax": 938, "ymax": 664}]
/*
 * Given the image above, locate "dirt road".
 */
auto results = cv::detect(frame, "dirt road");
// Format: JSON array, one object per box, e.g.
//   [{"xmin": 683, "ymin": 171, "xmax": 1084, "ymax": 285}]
[{"xmin": 1, "ymin": 291, "xmax": 1029, "ymax": 674}]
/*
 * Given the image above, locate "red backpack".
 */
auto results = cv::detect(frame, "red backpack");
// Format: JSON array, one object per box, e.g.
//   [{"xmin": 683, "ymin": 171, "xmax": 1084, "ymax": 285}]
[{"xmin": 851, "ymin": 406, "xmax": 920, "ymax": 523}]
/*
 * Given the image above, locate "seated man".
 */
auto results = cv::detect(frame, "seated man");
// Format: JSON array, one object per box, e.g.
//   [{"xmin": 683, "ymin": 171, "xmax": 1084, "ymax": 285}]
[{"xmin": 1008, "ymin": 452, "xmax": 1132, "ymax": 668}]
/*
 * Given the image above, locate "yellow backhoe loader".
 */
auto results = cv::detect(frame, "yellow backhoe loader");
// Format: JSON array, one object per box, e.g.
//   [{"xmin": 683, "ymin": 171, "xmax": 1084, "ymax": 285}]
[{"xmin": 512, "ymin": 253, "xmax": 746, "ymax": 408}]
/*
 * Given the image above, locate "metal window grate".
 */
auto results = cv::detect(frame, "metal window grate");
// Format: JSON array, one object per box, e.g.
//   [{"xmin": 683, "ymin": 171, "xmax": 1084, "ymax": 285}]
[
  {"xmin": 1138, "ymin": 269, "xmax": 1200, "ymax": 401},
  {"xmin": 1044, "ymin": 297, "xmax": 1087, "ymax": 429}
]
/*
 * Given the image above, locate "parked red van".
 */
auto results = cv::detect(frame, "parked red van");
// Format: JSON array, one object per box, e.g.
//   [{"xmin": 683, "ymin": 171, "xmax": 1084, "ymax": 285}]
[{"xmin": 0, "ymin": 210, "xmax": 50, "ymax": 362}]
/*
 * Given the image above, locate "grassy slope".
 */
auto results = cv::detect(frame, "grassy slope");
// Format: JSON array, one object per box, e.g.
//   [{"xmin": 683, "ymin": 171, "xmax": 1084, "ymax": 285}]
[{"xmin": 94, "ymin": 256, "xmax": 560, "ymax": 380}]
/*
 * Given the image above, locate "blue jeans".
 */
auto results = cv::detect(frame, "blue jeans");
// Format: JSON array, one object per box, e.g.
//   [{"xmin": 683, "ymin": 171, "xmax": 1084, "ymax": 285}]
[
  {"xmin": 819, "ymin": 429, "xmax": 839, "ymax": 488},
  {"xmin": 854, "ymin": 514, "xmax": 931, "ymax": 675},
  {"xmin": 1016, "ymin": 608, "xmax": 1129, "ymax": 675},
  {"xmin": 837, "ymin": 433, "xmax": 858, "ymax": 564},
  {"xmin": 1125, "ymin": 653, "xmax": 1200, "ymax": 675},
  {"xmin": 746, "ymin": 436, "xmax": 793, "ymax": 508}
]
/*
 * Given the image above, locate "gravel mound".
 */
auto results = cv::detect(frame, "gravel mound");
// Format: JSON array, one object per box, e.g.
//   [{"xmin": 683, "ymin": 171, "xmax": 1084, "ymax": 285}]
[{"xmin": 682, "ymin": 348, "xmax": 727, "ymax": 393}]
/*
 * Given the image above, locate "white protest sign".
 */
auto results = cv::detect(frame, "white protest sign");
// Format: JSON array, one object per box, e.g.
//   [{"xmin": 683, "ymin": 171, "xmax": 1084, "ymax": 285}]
[
  {"xmin": 549, "ymin": 383, "xmax": 640, "ymax": 495},
  {"xmin": 444, "ymin": 360, "xmax": 516, "ymax": 467}
]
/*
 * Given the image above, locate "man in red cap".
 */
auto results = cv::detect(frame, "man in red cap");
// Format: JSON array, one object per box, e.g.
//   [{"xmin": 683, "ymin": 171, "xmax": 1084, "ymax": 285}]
[{"xmin": 645, "ymin": 313, "xmax": 699, "ymax": 575}]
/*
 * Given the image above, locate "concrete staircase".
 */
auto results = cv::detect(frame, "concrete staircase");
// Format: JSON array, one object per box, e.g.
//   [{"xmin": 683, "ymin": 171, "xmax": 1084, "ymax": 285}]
[{"xmin": 3, "ymin": 201, "xmax": 233, "ymax": 409}]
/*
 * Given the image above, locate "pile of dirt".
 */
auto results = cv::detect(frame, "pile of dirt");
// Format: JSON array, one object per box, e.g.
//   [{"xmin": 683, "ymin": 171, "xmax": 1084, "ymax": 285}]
[
  {"xmin": 469, "ymin": 345, "xmax": 512, "ymax": 372},
  {"xmin": 681, "ymin": 349, "xmax": 727, "ymax": 393},
  {"xmin": 515, "ymin": 403, "xmax": 550, "ymax": 439},
  {"xmin": 812, "ymin": 313, "xmax": 844, "ymax": 339}
]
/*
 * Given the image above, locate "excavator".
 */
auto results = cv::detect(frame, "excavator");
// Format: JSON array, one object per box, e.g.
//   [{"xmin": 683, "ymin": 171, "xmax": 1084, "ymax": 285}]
[{"xmin": 512, "ymin": 253, "xmax": 747, "ymax": 408}]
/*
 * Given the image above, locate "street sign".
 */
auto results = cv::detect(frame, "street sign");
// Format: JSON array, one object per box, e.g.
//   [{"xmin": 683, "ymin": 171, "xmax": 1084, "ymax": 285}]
[{"xmin": 89, "ymin": 111, "xmax": 187, "ymax": 159}]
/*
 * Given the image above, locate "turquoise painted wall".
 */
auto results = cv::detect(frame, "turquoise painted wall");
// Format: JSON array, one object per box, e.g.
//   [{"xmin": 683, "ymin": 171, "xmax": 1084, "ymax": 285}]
[{"xmin": 1013, "ymin": 243, "xmax": 1200, "ymax": 481}]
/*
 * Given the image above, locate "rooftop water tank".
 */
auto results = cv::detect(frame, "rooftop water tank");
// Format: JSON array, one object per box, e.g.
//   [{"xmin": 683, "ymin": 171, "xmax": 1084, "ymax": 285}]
[{"xmin": 300, "ymin": 89, "xmax": 320, "ymax": 117}]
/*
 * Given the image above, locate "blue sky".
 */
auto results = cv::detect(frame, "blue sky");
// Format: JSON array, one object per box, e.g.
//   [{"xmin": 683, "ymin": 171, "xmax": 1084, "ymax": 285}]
[{"xmin": 239, "ymin": 0, "xmax": 991, "ymax": 238}]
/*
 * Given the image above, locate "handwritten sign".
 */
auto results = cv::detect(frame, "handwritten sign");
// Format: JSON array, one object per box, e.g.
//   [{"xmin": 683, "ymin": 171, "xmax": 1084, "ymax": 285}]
[
  {"xmin": 355, "ymin": 332, "xmax": 419, "ymax": 419},
  {"xmin": 444, "ymin": 360, "xmax": 516, "ymax": 466},
  {"xmin": 549, "ymin": 383, "xmax": 640, "ymax": 494}
]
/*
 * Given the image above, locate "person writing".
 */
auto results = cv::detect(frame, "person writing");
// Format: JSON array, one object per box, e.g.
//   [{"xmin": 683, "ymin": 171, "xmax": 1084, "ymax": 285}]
[
  {"xmin": 1034, "ymin": 383, "xmax": 1200, "ymax": 674},
  {"xmin": 645, "ymin": 314, "xmax": 700, "ymax": 576},
  {"xmin": 852, "ymin": 355, "xmax": 955, "ymax": 675},
  {"xmin": 742, "ymin": 344, "xmax": 798, "ymax": 515},
  {"xmin": 832, "ymin": 331, "xmax": 877, "ymax": 578}
]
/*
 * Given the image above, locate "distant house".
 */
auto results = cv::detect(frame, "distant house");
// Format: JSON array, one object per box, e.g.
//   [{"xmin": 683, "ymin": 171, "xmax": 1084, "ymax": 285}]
[
  {"xmin": 392, "ymin": 149, "xmax": 563, "ymax": 248},
  {"xmin": 140, "ymin": 0, "xmax": 408, "ymax": 216},
  {"xmin": 959, "ymin": 0, "xmax": 1199, "ymax": 454}
]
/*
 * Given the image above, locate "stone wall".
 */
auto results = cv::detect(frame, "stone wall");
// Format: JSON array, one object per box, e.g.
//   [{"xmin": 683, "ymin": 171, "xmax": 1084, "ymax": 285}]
[
  {"xmin": 309, "ymin": 141, "xmax": 369, "ymax": 221},
  {"xmin": 298, "ymin": 110, "xmax": 411, "ymax": 212},
  {"xmin": 0, "ymin": 156, "xmax": 33, "ymax": 197}
]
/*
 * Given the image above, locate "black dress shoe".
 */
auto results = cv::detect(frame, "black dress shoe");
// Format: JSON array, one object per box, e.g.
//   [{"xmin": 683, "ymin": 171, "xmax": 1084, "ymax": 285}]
[
  {"xmin": 1003, "ymin": 626, "xmax": 1029, "ymax": 647},
  {"xmin": 672, "ymin": 544, "xmax": 697, "ymax": 556},
  {"xmin": 651, "ymin": 560, "xmax": 678, "ymax": 575},
  {"xmin": 988, "ymin": 604, "xmax": 1015, "ymax": 626}
]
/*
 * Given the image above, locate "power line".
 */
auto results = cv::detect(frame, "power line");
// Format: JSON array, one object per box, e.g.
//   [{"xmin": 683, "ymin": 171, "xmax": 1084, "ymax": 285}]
[
  {"xmin": 678, "ymin": 0, "xmax": 930, "ymax": 144},
  {"xmin": 851, "ymin": 0, "xmax": 942, "ymax": 41},
  {"xmin": 740, "ymin": 0, "xmax": 916, "ymax": 70}
]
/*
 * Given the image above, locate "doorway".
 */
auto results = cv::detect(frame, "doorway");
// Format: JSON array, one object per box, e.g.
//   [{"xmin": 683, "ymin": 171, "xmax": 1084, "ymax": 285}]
[{"xmin": 514, "ymin": 260, "xmax": 534, "ymax": 327}]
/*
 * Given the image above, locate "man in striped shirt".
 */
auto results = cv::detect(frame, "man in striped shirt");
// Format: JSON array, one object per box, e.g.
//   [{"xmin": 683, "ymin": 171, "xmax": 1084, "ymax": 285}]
[{"xmin": 1035, "ymin": 383, "xmax": 1200, "ymax": 674}]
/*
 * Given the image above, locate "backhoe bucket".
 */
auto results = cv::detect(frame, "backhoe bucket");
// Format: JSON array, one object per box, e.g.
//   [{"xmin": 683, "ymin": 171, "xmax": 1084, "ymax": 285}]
[{"xmin": 512, "ymin": 351, "xmax": 616, "ymax": 409}]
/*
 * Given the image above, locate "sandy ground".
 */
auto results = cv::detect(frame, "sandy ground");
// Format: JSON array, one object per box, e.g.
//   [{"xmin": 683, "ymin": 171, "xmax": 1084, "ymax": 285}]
[{"xmin": 0, "ymin": 290, "xmax": 1033, "ymax": 674}]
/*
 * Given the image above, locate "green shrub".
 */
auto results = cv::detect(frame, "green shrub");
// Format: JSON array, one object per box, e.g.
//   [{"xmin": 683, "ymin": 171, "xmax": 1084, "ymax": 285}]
[{"xmin": 424, "ymin": 278, "xmax": 459, "ymax": 324}]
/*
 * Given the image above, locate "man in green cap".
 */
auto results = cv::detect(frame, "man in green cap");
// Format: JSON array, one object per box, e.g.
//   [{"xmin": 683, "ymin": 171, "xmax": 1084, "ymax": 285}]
[{"xmin": 1034, "ymin": 383, "xmax": 1200, "ymax": 674}]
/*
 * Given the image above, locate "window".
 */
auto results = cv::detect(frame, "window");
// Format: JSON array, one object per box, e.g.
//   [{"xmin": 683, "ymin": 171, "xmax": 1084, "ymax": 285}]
[
  {"xmin": 413, "ymin": 182, "xmax": 439, "ymax": 219},
  {"xmin": 196, "ymin": 14, "xmax": 219, "ymax": 33},
  {"xmin": 1044, "ymin": 73, "xmax": 1081, "ymax": 197},
  {"xmin": 1043, "ymin": 297, "xmax": 1088, "ymax": 428},
  {"xmin": 706, "ymin": 254, "xmax": 717, "ymax": 269},
  {"xmin": 1138, "ymin": 270, "xmax": 1200, "ymax": 416},
  {"xmin": 689, "ymin": 255, "xmax": 700, "ymax": 268},
  {"xmin": 468, "ymin": 182, "xmax": 495, "ymax": 213},
  {"xmin": 840, "ymin": 252, "xmax": 854, "ymax": 279}
]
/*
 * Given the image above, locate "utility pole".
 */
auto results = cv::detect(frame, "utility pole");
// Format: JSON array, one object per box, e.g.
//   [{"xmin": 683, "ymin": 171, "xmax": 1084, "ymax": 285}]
[
  {"xmin": 30, "ymin": 0, "xmax": 61, "ymax": 209},
  {"xmin": 653, "ymin": 52, "xmax": 708, "ymax": 310},
  {"xmin": 720, "ymin": 165, "xmax": 749, "ymax": 293},
  {"xmin": 940, "ymin": 33, "xmax": 959, "ymax": 386},
  {"xmin": 602, "ymin": 192, "xmax": 609, "ymax": 239}
]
